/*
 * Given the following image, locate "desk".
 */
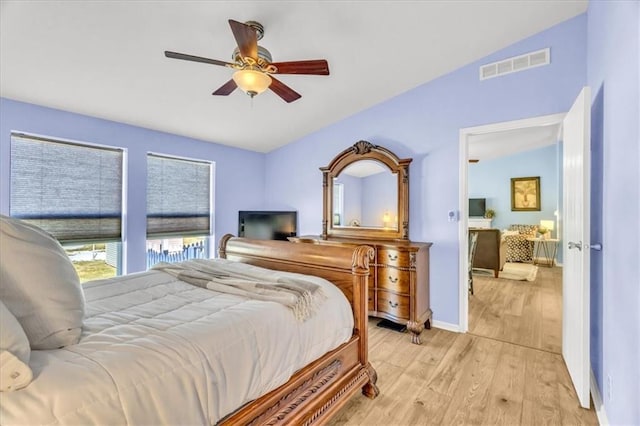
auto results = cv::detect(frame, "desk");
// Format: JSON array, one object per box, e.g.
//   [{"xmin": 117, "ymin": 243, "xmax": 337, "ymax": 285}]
[{"xmin": 527, "ymin": 237, "xmax": 559, "ymax": 267}]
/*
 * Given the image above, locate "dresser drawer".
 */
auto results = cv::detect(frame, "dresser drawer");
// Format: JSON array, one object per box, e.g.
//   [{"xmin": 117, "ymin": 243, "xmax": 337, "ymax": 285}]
[
  {"xmin": 378, "ymin": 248, "xmax": 411, "ymax": 267},
  {"xmin": 377, "ymin": 267, "xmax": 411, "ymax": 294},
  {"xmin": 377, "ymin": 290, "xmax": 410, "ymax": 320}
]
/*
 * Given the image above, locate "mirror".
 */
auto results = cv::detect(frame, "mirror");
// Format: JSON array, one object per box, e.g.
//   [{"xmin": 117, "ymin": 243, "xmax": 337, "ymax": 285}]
[
  {"xmin": 333, "ymin": 160, "xmax": 398, "ymax": 229},
  {"xmin": 321, "ymin": 141, "xmax": 411, "ymax": 241}
]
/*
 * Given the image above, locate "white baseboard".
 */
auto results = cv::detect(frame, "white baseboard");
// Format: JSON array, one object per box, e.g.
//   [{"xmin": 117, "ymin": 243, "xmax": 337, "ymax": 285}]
[
  {"xmin": 432, "ymin": 320, "xmax": 462, "ymax": 333},
  {"xmin": 591, "ymin": 368, "xmax": 609, "ymax": 426}
]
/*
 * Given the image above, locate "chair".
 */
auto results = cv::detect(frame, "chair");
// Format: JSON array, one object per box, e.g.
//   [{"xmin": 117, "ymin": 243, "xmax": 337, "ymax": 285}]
[
  {"xmin": 472, "ymin": 228, "xmax": 506, "ymax": 277},
  {"xmin": 468, "ymin": 231, "xmax": 479, "ymax": 295}
]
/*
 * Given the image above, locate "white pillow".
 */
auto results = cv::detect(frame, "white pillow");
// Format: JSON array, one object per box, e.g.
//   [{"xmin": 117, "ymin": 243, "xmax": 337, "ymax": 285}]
[
  {"xmin": 0, "ymin": 299, "xmax": 33, "ymax": 391},
  {"xmin": 502, "ymin": 230, "xmax": 520, "ymax": 237},
  {"xmin": 0, "ymin": 215, "xmax": 85, "ymax": 349}
]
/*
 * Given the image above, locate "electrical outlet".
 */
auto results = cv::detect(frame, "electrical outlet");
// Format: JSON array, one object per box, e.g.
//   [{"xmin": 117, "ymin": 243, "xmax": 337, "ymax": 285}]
[{"xmin": 607, "ymin": 375, "xmax": 612, "ymax": 401}]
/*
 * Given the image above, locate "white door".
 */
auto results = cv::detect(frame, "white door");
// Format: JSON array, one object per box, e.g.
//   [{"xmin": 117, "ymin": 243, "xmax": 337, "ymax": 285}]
[{"xmin": 562, "ymin": 87, "xmax": 591, "ymax": 409}]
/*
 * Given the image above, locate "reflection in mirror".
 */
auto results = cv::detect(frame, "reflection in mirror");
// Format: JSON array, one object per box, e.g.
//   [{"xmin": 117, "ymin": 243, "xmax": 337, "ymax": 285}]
[
  {"xmin": 332, "ymin": 160, "xmax": 398, "ymax": 229},
  {"xmin": 321, "ymin": 140, "xmax": 411, "ymax": 240}
]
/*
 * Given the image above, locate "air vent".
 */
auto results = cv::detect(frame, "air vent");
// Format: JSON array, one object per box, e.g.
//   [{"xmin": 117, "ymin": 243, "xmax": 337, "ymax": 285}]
[{"xmin": 479, "ymin": 48, "xmax": 550, "ymax": 81}]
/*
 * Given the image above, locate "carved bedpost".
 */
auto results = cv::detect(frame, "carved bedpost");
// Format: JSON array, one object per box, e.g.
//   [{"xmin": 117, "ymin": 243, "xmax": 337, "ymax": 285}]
[
  {"xmin": 351, "ymin": 245, "xmax": 379, "ymax": 399},
  {"xmin": 217, "ymin": 233, "xmax": 234, "ymax": 259}
]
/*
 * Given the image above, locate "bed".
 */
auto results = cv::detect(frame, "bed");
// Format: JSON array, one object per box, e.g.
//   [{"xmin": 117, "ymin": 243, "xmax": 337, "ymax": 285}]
[{"xmin": 0, "ymin": 232, "xmax": 378, "ymax": 425}]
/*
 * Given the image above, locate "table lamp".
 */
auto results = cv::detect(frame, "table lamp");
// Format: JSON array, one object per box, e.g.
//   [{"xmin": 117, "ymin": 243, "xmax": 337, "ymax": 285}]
[{"xmin": 540, "ymin": 219, "xmax": 555, "ymax": 239}]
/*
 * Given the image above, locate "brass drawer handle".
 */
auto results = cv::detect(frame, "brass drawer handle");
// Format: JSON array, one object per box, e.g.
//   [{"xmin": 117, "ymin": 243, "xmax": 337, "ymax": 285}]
[
  {"xmin": 388, "ymin": 301, "xmax": 399, "ymax": 308},
  {"xmin": 388, "ymin": 276, "xmax": 398, "ymax": 283},
  {"xmin": 387, "ymin": 253, "xmax": 398, "ymax": 261}
]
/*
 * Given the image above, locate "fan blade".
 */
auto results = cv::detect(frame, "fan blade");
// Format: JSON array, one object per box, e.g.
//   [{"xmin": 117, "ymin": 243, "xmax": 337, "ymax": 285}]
[
  {"xmin": 165, "ymin": 51, "xmax": 234, "ymax": 67},
  {"xmin": 212, "ymin": 79, "xmax": 237, "ymax": 96},
  {"xmin": 269, "ymin": 76, "xmax": 302, "ymax": 103},
  {"xmin": 228, "ymin": 20, "xmax": 257, "ymax": 60},
  {"xmin": 271, "ymin": 60, "xmax": 330, "ymax": 75}
]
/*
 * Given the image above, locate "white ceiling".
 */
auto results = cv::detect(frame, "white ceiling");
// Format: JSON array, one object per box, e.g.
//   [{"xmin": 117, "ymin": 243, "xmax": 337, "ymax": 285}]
[
  {"xmin": 342, "ymin": 160, "xmax": 387, "ymax": 178},
  {"xmin": 0, "ymin": 1, "xmax": 587, "ymax": 153},
  {"xmin": 468, "ymin": 122, "xmax": 563, "ymax": 162}
]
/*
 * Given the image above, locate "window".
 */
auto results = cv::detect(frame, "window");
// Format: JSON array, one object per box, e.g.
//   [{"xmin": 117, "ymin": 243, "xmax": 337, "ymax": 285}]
[
  {"xmin": 10, "ymin": 133, "xmax": 124, "ymax": 282},
  {"xmin": 146, "ymin": 153, "xmax": 212, "ymax": 268},
  {"xmin": 333, "ymin": 182, "xmax": 344, "ymax": 225}
]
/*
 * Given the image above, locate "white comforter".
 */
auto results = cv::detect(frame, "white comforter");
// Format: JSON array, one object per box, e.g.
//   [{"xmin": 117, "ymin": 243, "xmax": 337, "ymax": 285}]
[{"xmin": 0, "ymin": 260, "xmax": 354, "ymax": 425}]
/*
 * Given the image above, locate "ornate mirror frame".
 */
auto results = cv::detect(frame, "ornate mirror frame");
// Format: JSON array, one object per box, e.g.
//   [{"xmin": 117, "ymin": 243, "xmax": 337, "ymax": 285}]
[{"xmin": 320, "ymin": 140, "xmax": 412, "ymax": 241}]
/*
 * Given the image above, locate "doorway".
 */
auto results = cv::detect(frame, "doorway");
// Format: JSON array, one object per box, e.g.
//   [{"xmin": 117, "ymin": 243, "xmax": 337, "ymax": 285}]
[
  {"xmin": 458, "ymin": 113, "xmax": 565, "ymax": 353},
  {"xmin": 459, "ymin": 88, "xmax": 593, "ymax": 409}
]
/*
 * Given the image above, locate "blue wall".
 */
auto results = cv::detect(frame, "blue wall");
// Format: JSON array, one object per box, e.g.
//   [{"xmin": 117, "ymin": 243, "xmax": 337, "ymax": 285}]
[
  {"xmin": 587, "ymin": 1, "xmax": 640, "ymax": 424},
  {"xmin": 468, "ymin": 144, "xmax": 559, "ymax": 233},
  {"xmin": 265, "ymin": 15, "xmax": 587, "ymax": 326},
  {"xmin": 335, "ymin": 174, "xmax": 362, "ymax": 226},
  {"xmin": 361, "ymin": 172, "xmax": 397, "ymax": 227},
  {"xmin": 0, "ymin": 98, "xmax": 266, "ymax": 274}
]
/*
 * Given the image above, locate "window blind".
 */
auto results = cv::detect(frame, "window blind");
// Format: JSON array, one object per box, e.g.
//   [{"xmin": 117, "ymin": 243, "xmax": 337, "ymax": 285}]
[
  {"xmin": 147, "ymin": 154, "xmax": 211, "ymax": 238},
  {"xmin": 10, "ymin": 133, "xmax": 123, "ymax": 242}
]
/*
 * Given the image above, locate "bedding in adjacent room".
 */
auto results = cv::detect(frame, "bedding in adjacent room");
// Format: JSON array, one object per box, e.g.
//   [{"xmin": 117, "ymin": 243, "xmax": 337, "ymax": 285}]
[{"xmin": 0, "ymin": 259, "xmax": 354, "ymax": 425}]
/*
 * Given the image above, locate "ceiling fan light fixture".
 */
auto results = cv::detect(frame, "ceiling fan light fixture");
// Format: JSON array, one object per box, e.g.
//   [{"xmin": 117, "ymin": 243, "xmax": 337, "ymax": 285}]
[
  {"xmin": 165, "ymin": 19, "xmax": 327, "ymax": 102},
  {"xmin": 232, "ymin": 69, "xmax": 272, "ymax": 98}
]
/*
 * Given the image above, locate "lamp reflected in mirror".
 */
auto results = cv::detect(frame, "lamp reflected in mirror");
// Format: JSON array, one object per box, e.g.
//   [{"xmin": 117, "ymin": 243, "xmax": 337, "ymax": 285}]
[{"xmin": 383, "ymin": 211, "xmax": 391, "ymax": 228}]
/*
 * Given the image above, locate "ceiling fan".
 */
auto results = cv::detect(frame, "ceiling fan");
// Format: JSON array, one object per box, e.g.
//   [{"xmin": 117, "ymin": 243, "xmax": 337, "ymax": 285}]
[{"xmin": 164, "ymin": 19, "xmax": 330, "ymax": 103}]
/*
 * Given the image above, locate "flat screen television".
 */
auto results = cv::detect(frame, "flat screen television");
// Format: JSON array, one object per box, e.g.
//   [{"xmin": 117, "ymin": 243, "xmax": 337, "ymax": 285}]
[
  {"xmin": 469, "ymin": 198, "xmax": 486, "ymax": 217},
  {"xmin": 238, "ymin": 211, "xmax": 298, "ymax": 241}
]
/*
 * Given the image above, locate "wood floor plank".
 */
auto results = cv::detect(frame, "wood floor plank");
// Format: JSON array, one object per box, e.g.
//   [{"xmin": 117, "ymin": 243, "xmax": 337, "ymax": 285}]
[
  {"xmin": 503, "ymin": 280, "xmax": 526, "ymax": 316},
  {"xmin": 439, "ymin": 337, "xmax": 503, "ymax": 425},
  {"xmin": 472, "ymin": 300, "xmax": 503, "ymax": 340},
  {"xmin": 359, "ymin": 366, "xmax": 440, "ymax": 425},
  {"xmin": 328, "ymin": 264, "xmax": 598, "ymax": 426},
  {"xmin": 404, "ymin": 330, "xmax": 458, "ymax": 381},
  {"xmin": 482, "ymin": 343, "xmax": 527, "ymax": 425},
  {"xmin": 415, "ymin": 328, "xmax": 458, "ymax": 366},
  {"xmin": 368, "ymin": 325, "xmax": 407, "ymax": 364},
  {"xmin": 385, "ymin": 331, "xmax": 428, "ymax": 369},
  {"xmin": 329, "ymin": 360, "xmax": 403, "ymax": 425},
  {"xmin": 395, "ymin": 387, "xmax": 451, "ymax": 425},
  {"xmin": 469, "ymin": 264, "xmax": 562, "ymax": 353},
  {"xmin": 522, "ymin": 350, "xmax": 562, "ymax": 425},
  {"xmin": 554, "ymin": 353, "xmax": 600, "ymax": 426},
  {"xmin": 425, "ymin": 333, "xmax": 478, "ymax": 397},
  {"xmin": 541, "ymin": 288, "xmax": 562, "ymax": 353}
]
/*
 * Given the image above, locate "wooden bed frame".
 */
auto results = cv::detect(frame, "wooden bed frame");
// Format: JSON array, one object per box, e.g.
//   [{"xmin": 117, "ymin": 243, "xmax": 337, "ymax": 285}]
[{"xmin": 218, "ymin": 234, "xmax": 379, "ymax": 425}]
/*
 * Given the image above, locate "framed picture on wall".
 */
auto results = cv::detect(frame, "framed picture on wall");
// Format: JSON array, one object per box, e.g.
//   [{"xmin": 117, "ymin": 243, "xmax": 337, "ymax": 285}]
[{"xmin": 511, "ymin": 176, "xmax": 541, "ymax": 211}]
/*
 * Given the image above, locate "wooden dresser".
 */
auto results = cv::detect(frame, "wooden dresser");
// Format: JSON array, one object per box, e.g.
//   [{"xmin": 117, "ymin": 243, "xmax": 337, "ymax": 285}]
[
  {"xmin": 316, "ymin": 140, "xmax": 432, "ymax": 344},
  {"xmin": 291, "ymin": 237, "xmax": 432, "ymax": 344}
]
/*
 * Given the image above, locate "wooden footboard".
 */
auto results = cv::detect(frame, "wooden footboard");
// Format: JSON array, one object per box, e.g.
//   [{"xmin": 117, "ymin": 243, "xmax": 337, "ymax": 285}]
[{"xmin": 218, "ymin": 235, "xmax": 379, "ymax": 425}]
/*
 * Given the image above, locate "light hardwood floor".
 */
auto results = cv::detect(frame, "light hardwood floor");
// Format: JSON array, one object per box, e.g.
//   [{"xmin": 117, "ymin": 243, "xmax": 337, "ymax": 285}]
[
  {"xmin": 468, "ymin": 264, "xmax": 562, "ymax": 353},
  {"xmin": 329, "ymin": 265, "xmax": 598, "ymax": 425}
]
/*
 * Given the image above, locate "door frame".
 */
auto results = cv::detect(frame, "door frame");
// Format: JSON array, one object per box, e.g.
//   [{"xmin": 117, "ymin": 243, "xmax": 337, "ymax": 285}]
[{"xmin": 457, "ymin": 113, "xmax": 565, "ymax": 331}]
